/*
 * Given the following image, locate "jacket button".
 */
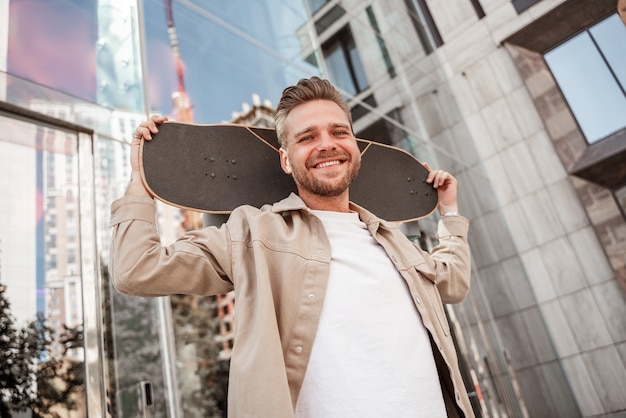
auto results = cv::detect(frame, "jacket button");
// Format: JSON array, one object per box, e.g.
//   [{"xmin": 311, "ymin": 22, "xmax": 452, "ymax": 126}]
[
  {"xmin": 308, "ymin": 293, "xmax": 315, "ymax": 300},
  {"xmin": 415, "ymin": 296, "xmax": 421, "ymax": 305},
  {"xmin": 295, "ymin": 346, "xmax": 303, "ymax": 353}
]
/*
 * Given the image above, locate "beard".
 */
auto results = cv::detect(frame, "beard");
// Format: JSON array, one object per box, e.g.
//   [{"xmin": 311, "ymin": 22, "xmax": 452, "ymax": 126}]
[{"xmin": 290, "ymin": 151, "xmax": 361, "ymax": 197}]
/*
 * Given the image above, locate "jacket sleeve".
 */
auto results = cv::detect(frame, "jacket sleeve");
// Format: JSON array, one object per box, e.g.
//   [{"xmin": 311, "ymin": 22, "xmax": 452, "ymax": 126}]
[
  {"xmin": 428, "ymin": 215, "xmax": 471, "ymax": 304},
  {"xmin": 109, "ymin": 195, "xmax": 234, "ymax": 297}
]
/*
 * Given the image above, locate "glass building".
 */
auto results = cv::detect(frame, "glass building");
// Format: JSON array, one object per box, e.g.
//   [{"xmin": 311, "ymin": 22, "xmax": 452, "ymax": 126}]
[{"xmin": 0, "ymin": 0, "xmax": 624, "ymax": 416}]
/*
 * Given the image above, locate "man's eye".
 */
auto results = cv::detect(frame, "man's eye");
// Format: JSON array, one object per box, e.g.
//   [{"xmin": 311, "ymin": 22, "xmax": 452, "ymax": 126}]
[
  {"xmin": 299, "ymin": 136, "xmax": 313, "ymax": 142},
  {"xmin": 334, "ymin": 130, "xmax": 348, "ymax": 136}
]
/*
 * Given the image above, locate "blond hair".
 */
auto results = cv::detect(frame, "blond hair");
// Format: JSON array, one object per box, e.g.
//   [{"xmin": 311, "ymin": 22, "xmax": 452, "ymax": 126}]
[{"xmin": 274, "ymin": 77, "xmax": 352, "ymax": 148}]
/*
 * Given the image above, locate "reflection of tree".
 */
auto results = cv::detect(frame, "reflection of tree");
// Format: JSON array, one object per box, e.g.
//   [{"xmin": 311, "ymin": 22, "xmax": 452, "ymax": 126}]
[
  {"xmin": 100, "ymin": 260, "xmax": 167, "ymax": 418},
  {"xmin": 31, "ymin": 318, "xmax": 85, "ymax": 418},
  {"xmin": 171, "ymin": 294, "xmax": 225, "ymax": 417},
  {"xmin": 0, "ymin": 283, "xmax": 85, "ymax": 417},
  {"xmin": 0, "ymin": 283, "xmax": 36, "ymax": 415}
]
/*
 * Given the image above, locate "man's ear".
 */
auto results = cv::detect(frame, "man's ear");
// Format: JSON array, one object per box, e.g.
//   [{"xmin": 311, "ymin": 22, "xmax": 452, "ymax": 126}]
[{"xmin": 279, "ymin": 147, "xmax": 292, "ymax": 174}]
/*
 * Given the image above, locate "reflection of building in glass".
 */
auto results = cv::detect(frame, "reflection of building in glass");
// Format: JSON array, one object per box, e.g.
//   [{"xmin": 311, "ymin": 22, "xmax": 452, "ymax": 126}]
[{"xmin": 47, "ymin": 275, "xmax": 83, "ymax": 359}]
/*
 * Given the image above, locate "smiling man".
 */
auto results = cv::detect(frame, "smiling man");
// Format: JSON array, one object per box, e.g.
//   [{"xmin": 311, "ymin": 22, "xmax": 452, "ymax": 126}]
[
  {"xmin": 111, "ymin": 77, "xmax": 473, "ymax": 417},
  {"xmin": 278, "ymin": 97, "xmax": 361, "ymax": 208}
]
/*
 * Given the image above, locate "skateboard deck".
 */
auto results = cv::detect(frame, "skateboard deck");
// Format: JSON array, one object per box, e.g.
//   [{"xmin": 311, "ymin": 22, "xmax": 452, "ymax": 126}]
[{"xmin": 140, "ymin": 122, "xmax": 438, "ymax": 222}]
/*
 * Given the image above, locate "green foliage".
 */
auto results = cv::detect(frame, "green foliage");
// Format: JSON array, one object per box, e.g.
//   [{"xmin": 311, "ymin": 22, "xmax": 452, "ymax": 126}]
[
  {"xmin": 0, "ymin": 283, "xmax": 37, "ymax": 415},
  {"xmin": 0, "ymin": 283, "xmax": 85, "ymax": 417}
]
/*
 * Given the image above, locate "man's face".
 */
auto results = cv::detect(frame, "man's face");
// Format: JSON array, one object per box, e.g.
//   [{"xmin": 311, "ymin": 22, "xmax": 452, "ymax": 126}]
[{"xmin": 279, "ymin": 99, "xmax": 361, "ymax": 198}]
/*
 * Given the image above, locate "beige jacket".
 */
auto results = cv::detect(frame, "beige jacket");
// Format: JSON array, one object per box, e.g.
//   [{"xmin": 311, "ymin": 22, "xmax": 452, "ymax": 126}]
[{"xmin": 110, "ymin": 193, "xmax": 473, "ymax": 417}]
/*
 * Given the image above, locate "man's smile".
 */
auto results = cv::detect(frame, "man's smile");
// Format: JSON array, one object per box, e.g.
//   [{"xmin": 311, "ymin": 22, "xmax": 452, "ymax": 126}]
[
  {"xmin": 308, "ymin": 152, "xmax": 350, "ymax": 169},
  {"xmin": 314, "ymin": 159, "xmax": 343, "ymax": 169}
]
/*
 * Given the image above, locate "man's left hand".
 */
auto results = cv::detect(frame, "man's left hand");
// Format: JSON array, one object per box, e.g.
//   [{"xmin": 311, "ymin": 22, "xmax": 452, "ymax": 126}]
[{"xmin": 424, "ymin": 163, "xmax": 459, "ymax": 216}]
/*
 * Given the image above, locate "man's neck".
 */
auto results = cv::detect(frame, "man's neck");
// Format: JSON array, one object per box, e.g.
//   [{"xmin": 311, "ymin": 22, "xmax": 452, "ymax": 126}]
[{"xmin": 298, "ymin": 189, "xmax": 351, "ymax": 213}]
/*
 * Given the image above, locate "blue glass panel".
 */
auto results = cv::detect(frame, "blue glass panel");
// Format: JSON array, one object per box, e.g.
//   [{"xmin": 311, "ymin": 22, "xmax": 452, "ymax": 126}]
[
  {"xmin": 143, "ymin": 0, "xmax": 318, "ymax": 123},
  {"xmin": 590, "ymin": 14, "xmax": 626, "ymax": 93},
  {"xmin": 325, "ymin": 43, "xmax": 357, "ymax": 96},
  {"xmin": 6, "ymin": 0, "xmax": 98, "ymax": 103},
  {"xmin": 545, "ymin": 19, "xmax": 626, "ymax": 143}
]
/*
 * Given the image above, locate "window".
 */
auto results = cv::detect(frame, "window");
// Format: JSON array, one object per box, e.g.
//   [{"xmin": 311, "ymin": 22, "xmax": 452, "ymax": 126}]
[
  {"xmin": 405, "ymin": 0, "xmax": 443, "ymax": 52},
  {"xmin": 469, "ymin": 0, "xmax": 486, "ymax": 19},
  {"xmin": 314, "ymin": 4, "xmax": 346, "ymax": 34},
  {"xmin": 544, "ymin": 14, "xmax": 626, "ymax": 144},
  {"xmin": 323, "ymin": 27, "xmax": 369, "ymax": 96},
  {"xmin": 512, "ymin": 0, "xmax": 542, "ymax": 14},
  {"xmin": 366, "ymin": 6, "xmax": 395, "ymax": 78}
]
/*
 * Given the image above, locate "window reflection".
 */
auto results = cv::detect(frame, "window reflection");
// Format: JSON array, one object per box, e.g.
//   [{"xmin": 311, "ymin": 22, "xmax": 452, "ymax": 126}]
[
  {"xmin": 323, "ymin": 27, "xmax": 369, "ymax": 96},
  {"xmin": 0, "ymin": 114, "xmax": 86, "ymax": 416},
  {"xmin": 590, "ymin": 14, "xmax": 626, "ymax": 93},
  {"xmin": 544, "ymin": 13, "xmax": 626, "ymax": 143}
]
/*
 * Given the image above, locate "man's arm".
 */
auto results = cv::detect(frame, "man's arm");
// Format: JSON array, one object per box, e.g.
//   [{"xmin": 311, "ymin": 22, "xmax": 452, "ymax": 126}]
[
  {"xmin": 109, "ymin": 196, "xmax": 234, "ymax": 297},
  {"xmin": 110, "ymin": 115, "xmax": 234, "ymax": 297},
  {"xmin": 424, "ymin": 164, "xmax": 470, "ymax": 304},
  {"xmin": 429, "ymin": 216, "xmax": 471, "ymax": 304}
]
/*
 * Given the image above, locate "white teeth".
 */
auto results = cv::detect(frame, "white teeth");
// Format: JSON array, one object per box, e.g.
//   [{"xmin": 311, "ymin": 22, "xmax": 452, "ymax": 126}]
[{"xmin": 316, "ymin": 160, "xmax": 341, "ymax": 168}]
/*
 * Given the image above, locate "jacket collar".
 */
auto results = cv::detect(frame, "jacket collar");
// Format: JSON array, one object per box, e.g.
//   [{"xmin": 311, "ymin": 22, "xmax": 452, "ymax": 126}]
[{"xmin": 271, "ymin": 193, "xmax": 399, "ymax": 233}]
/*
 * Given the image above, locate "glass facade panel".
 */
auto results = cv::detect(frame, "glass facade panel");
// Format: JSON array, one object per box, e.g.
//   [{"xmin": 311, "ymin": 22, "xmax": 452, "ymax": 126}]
[
  {"xmin": 323, "ymin": 27, "xmax": 368, "ymax": 96},
  {"xmin": 545, "ymin": 13, "xmax": 626, "ymax": 143},
  {"xmin": 93, "ymin": 133, "xmax": 175, "ymax": 417},
  {"xmin": 143, "ymin": 0, "xmax": 318, "ymax": 122},
  {"xmin": 6, "ymin": 0, "xmax": 98, "ymax": 103},
  {"xmin": 590, "ymin": 14, "xmax": 626, "ymax": 94},
  {"xmin": 404, "ymin": 0, "xmax": 435, "ymax": 54},
  {"xmin": 325, "ymin": 40, "xmax": 359, "ymax": 96},
  {"xmin": 0, "ymin": 113, "xmax": 86, "ymax": 416}
]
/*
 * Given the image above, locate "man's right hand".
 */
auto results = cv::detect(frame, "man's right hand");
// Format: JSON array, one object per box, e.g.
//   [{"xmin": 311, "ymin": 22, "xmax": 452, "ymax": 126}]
[{"xmin": 126, "ymin": 114, "xmax": 169, "ymax": 197}]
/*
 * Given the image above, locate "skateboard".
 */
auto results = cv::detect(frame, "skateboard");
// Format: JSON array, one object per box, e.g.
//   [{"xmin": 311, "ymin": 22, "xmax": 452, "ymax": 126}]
[{"xmin": 140, "ymin": 122, "xmax": 438, "ymax": 222}]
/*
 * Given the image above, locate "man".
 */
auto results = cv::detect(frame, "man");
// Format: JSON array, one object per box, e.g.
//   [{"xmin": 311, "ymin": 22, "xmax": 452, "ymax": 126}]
[
  {"xmin": 111, "ymin": 77, "xmax": 473, "ymax": 417},
  {"xmin": 619, "ymin": 0, "xmax": 626, "ymax": 25}
]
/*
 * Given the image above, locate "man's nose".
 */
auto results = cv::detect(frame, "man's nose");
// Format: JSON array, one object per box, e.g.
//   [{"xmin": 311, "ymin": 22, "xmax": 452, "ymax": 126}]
[{"xmin": 317, "ymin": 132, "xmax": 337, "ymax": 150}]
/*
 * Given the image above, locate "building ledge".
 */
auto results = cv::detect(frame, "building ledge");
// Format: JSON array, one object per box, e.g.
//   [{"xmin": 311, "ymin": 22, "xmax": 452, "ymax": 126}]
[{"xmin": 571, "ymin": 128, "xmax": 626, "ymax": 189}]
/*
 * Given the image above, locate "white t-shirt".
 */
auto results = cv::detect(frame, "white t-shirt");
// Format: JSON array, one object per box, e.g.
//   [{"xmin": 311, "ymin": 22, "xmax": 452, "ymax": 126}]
[{"xmin": 294, "ymin": 210, "xmax": 446, "ymax": 418}]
